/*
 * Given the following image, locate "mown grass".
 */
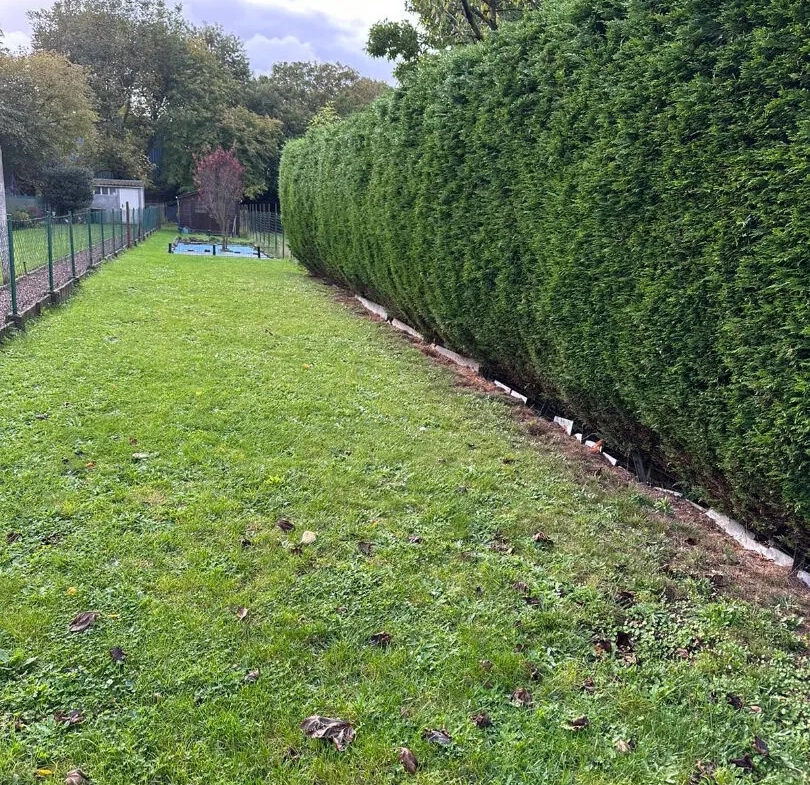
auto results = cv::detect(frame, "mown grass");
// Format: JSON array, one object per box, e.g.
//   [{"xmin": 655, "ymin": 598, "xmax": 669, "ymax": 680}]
[{"xmin": 0, "ymin": 231, "xmax": 808, "ymax": 785}]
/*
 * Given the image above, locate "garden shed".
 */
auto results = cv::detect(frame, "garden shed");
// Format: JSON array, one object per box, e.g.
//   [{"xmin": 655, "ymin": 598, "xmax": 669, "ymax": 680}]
[
  {"xmin": 92, "ymin": 178, "xmax": 145, "ymax": 212},
  {"xmin": 176, "ymin": 191, "xmax": 240, "ymax": 235}
]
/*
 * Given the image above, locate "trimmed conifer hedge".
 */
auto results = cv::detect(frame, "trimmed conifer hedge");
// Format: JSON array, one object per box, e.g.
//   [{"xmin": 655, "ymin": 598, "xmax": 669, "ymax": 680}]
[{"xmin": 280, "ymin": 0, "xmax": 810, "ymax": 555}]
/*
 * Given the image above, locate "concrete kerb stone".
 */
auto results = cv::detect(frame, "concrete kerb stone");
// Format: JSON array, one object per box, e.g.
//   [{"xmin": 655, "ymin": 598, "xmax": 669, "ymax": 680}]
[{"xmin": 344, "ymin": 286, "xmax": 810, "ymax": 591}]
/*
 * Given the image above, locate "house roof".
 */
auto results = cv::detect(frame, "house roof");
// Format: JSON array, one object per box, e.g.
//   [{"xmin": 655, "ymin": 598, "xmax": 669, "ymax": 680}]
[{"xmin": 93, "ymin": 178, "xmax": 145, "ymax": 188}]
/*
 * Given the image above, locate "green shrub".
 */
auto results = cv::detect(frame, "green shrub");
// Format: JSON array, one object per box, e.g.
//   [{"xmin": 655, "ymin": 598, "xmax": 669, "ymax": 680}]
[
  {"xmin": 39, "ymin": 164, "xmax": 94, "ymax": 216},
  {"xmin": 280, "ymin": 0, "xmax": 810, "ymax": 553}
]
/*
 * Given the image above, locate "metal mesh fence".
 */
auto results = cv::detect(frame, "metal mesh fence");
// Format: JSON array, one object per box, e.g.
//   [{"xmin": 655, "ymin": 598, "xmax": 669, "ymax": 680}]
[
  {"xmin": 1, "ymin": 204, "xmax": 164, "ymax": 323},
  {"xmin": 239, "ymin": 205, "xmax": 290, "ymax": 258}
]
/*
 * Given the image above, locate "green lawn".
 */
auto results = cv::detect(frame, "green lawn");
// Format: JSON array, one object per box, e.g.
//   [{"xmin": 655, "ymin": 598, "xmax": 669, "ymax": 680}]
[{"xmin": 0, "ymin": 231, "xmax": 808, "ymax": 784}]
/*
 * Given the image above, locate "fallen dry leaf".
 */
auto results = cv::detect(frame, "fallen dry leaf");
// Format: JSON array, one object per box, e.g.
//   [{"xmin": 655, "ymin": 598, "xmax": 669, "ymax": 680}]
[
  {"xmin": 479, "ymin": 659, "xmax": 493, "ymax": 671},
  {"xmin": 357, "ymin": 541, "xmax": 373, "ymax": 556},
  {"xmin": 43, "ymin": 533, "xmax": 63, "ymax": 546},
  {"xmin": 301, "ymin": 531, "xmax": 317, "ymax": 545},
  {"xmin": 398, "ymin": 747, "xmax": 418, "ymax": 774},
  {"xmin": 616, "ymin": 590, "xmax": 635, "ymax": 607},
  {"xmin": 369, "ymin": 632, "xmax": 392, "ymax": 647},
  {"xmin": 300, "ymin": 716, "xmax": 355, "ymax": 751},
  {"xmin": 726, "ymin": 693, "xmax": 743, "ymax": 711},
  {"xmin": 588, "ymin": 439, "xmax": 605, "ymax": 454},
  {"xmin": 240, "ymin": 537, "xmax": 253, "ymax": 548},
  {"xmin": 616, "ymin": 631, "xmax": 634, "ymax": 651},
  {"xmin": 109, "ymin": 647, "xmax": 126, "ymax": 664},
  {"xmin": 593, "ymin": 639, "xmax": 613, "ymax": 657},
  {"xmin": 730, "ymin": 753, "xmax": 754, "ymax": 771},
  {"xmin": 129, "ymin": 438, "xmax": 138, "ymax": 446},
  {"xmin": 566, "ymin": 716, "xmax": 590, "ymax": 731},
  {"xmin": 580, "ymin": 677, "xmax": 596, "ymax": 693},
  {"xmin": 282, "ymin": 747, "xmax": 300, "ymax": 762},
  {"xmin": 235, "ymin": 606, "xmax": 249, "ymax": 621},
  {"xmin": 615, "ymin": 739, "xmax": 636, "ymax": 754},
  {"xmin": 64, "ymin": 771, "xmax": 88, "ymax": 785},
  {"xmin": 422, "ymin": 728, "xmax": 452, "ymax": 746},
  {"xmin": 53, "ymin": 710, "xmax": 84, "ymax": 726},
  {"xmin": 276, "ymin": 518, "xmax": 294, "ymax": 533},
  {"xmin": 512, "ymin": 581, "xmax": 530, "ymax": 595},
  {"xmin": 131, "ymin": 453, "xmax": 151, "ymax": 461},
  {"xmin": 752, "ymin": 736, "xmax": 769, "ymax": 756},
  {"xmin": 407, "ymin": 535, "xmax": 423, "ymax": 544},
  {"xmin": 6, "ymin": 531, "xmax": 21, "ymax": 544},
  {"xmin": 35, "ymin": 413, "xmax": 50, "ymax": 420},
  {"xmin": 85, "ymin": 462, "xmax": 96, "ymax": 470},
  {"xmin": 471, "ymin": 711, "xmax": 492, "ymax": 728},
  {"xmin": 68, "ymin": 612, "xmax": 98, "ymax": 633},
  {"xmin": 244, "ymin": 669, "xmax": 260, "ymax": 683},
  {"xmin": 510, "ymin": 688, "xmax": 533, "ymax": 707},
  {"xmin": 532, "ymin": 531, "xmax": 554, "ymax": 546}
]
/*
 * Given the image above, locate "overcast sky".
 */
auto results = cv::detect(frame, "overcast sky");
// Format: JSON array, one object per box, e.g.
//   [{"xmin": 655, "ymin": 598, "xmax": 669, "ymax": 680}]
[{"xmin": 0, "ymin": 0, "xmax": 413, "ymax": 81}]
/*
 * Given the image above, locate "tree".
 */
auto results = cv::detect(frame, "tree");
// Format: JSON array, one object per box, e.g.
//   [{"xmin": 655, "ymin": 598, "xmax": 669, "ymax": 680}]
[
  {"xmin": 39, "ymin": 165, "xmax": 94, "ymax": 215},
  {"xmin": 247, "ymin": 62, "xmax": 388, "ymax": 139},
  {"xmin": 367, "ymin": 1, "xmax": 543, "ymax": 75},
  {"xmin": 194, "ymin": 148, "xmax": 245, "ymax": 250},
  {"xmin": 29, "ymin": 0, "xmax": 189, "ymax": 180},
  {"xmin": 0, "ymin": 51, "xmax": 97, "ymax": 190}
]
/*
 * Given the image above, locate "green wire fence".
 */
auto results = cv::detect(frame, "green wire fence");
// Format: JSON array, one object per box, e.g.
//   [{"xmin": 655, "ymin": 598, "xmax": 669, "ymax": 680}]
[
  {"xmin": 238, "ymin": 204, "xmax": 290, "ymax": 259},
  {"xmin": 2, "ymin": 204, "xmax": 164, "ymax": 323}
]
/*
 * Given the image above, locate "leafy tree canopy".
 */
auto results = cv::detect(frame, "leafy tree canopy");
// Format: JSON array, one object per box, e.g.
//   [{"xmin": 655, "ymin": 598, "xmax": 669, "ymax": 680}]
[{"xmin": 39, "ymin": 164, "xmax": 94, "ymax": 215}]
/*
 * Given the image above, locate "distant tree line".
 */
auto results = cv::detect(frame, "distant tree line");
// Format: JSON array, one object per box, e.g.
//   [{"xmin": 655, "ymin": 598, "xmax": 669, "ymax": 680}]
[{"xmin": 0, "ymin": 0, "xmax": 389, "ymax": 204}]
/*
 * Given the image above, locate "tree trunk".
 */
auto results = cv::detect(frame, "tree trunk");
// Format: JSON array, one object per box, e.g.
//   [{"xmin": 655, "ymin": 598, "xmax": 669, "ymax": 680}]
[{"xmin": 221, "ymin": 214, "xmax": 228, "ymax": 252}]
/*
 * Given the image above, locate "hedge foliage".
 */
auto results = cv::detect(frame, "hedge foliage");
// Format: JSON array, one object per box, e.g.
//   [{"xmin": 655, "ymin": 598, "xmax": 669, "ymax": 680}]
[{"xmin": 280, "ymin": 0, "xmax": 810, "ymax": 553}]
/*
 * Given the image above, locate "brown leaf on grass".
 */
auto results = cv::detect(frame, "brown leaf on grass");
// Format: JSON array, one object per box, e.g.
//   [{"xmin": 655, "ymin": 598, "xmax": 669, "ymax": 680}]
[
  {"xmin": 532, "ymin": 531, "xmax": 554, "ymax": 546},
  {"xmin": 282, "ymin": 747, "xmax": 300, "ymax": 762},
  {"xmin": 129, "ymin": 438, "xmax": 138, "ymax": 446},
  {"xmin": 588, "ymin": 439, "xmax": 605, "ymax": 454},
  {"xmin": 235, "ymin": 607, "xmax": 249, "ymax": 621},
  {"xmin": 615, "ymin": 739, "xmax": 636, "ymax": 754},
  {"xmin": 276, "ymin": 518, "xmax": 294, "ymax": 533},
  {"xmin": 422, "ymin": 728, "xmax": 452, "ymax": 746},
  {"xmin": 566, "ymin": 716, "xmax": 590, "ymax": 731},
  {"xmin": 6, "ymin": 531, "xmax": 21, "ymax": 544},
  {"xmin": 730, "ymin": 753, "xmax": 754, "ymax": 771},
  {"xmin": 479, "ymin": 659, "xmax": 493, "ymax": 671},
  {"xmin": 471, "ymin": 711, "xmax": 492, "ymax": 728},
  {"xmin": 616, "ymin": 631, "xmax": 634, "ymax": 651},
  {"xmin": 14, "ymin": 719, "xmax": 26, "ymax": 732},
  {"xmin": 407, "ymin": 535, "xmax": 423, "ymax": 544},
  {"xmin": 43, "ymin": 533, "xmax": 63, "ymax": 546},
  {"xmin": 369, "ymin": 632, "xmax": 392, "ymax": 647},
  {"xmin": 726, "ymin": 693, "xmax": 743, "ymax": 711},
  {"xmin": 35, "ymin": 413, "xmax": 50, "ymax": 421},
  {"xmin": 398, "ymin": 747, "xmax": 418, "ymax": 774},
  {"xmin": 525, "ymin": 662, "xmax": 541, "ymax": 681},
  {"xmin": 300, "ymin": 716, "xmax": 356, "ymax": 751},
  {"xmin": 524, "ymin": 595, "xmax": 542, "ymax": 606},
  {"xmin": 358, "ymin": 541, "xmax": 373, "ymax": 556},
  {"xmin": 132, "ymin": 453, "xmax": 152, "ymax": 461},
  {"xmin": 510, "ymin": 688, "xmax": 533, "ymax": 707},
  {"xmin": 674, "ymin": 648, "xmax": 691, "ymax": 660},
  {"xmin": 489, "ymin": 537, "xmax": 513, "ymax": 555},
  {"xmin": 68, "ymin": 612, "xmax": 98, "ymax": 633},
  {"xmin": 53, "ymin": 710, "xmax": 85, "ymax": 726},
  {"xmin": 501, "ymin": 457, "xmax": 516, "ymax": 465},
  {"xmin": 109, "ymin": 647, "xmax": 126, "ymax": 664},
  {"xmin": 65, "ymin": 770, "xmax": 89, "ymax": 785},
  {"xmin": 512, "ymin": 581, "xmax": 530, "ymax": 595},
  {"xmin": 85, "ymin": 462, "xmax": 97, "ymax": 470},
  {"xmin": 301, "ymin": 531, "xmax": 317, "ymax": 545},
  {"xmin": 615, "ymin": 590, "xmax": 635, "ymax": 607},
  {"xmin": 580, "ymin": 677, "xmax": 596, "ymax": 693},
  {"xmin": 240, "ymin": 537, "xmax": 253, "ymax": 548},
  {"xmin": 244, "ymin": 669, "xmax": 260, "ymax": 684},
  {"xmin": 752, "ymin": 736, "xmax": 769, "ymax": 756},
  {"xmin": 593, "ymin": 639, "xmax": 613, "ymax": 657},
  {"xmin": 688, "ymin": 761, "xmax": 717, "ymax": 785}
]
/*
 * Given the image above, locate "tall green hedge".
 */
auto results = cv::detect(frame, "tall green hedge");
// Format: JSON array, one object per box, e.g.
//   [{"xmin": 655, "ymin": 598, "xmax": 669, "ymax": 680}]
[{"xmin": 280, "ymin": 0, "xmax": 810, "ymax": 554}]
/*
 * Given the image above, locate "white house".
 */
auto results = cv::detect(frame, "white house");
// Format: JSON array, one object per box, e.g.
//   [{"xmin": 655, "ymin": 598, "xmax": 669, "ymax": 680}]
[{"xmin": 92, "ymin": 179, "xmax": 145, "ymax": 212}]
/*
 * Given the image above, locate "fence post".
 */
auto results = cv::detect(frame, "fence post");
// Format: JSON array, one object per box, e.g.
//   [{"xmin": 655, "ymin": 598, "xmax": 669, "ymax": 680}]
[
  {"xmin": 99, "ymin": 211, "xmax": 105, "ymax": 261},
  {"xmin": 46, "ymin": 213, "xmax": 55, "ymax": 295},
  {"xmin": 87, "ymin": 213, "xmax": 93, "ymax": 269},
  {"xmin": 69, "ymin": 212, "xmax": 76, "ymax": 279},
  {"xmin": 126, "ymin": 202, "xmax": 131, "ymax": 247},
  {"xmin": 7, "ymin": 217, "xmax": 17, "ymax": 317}
]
